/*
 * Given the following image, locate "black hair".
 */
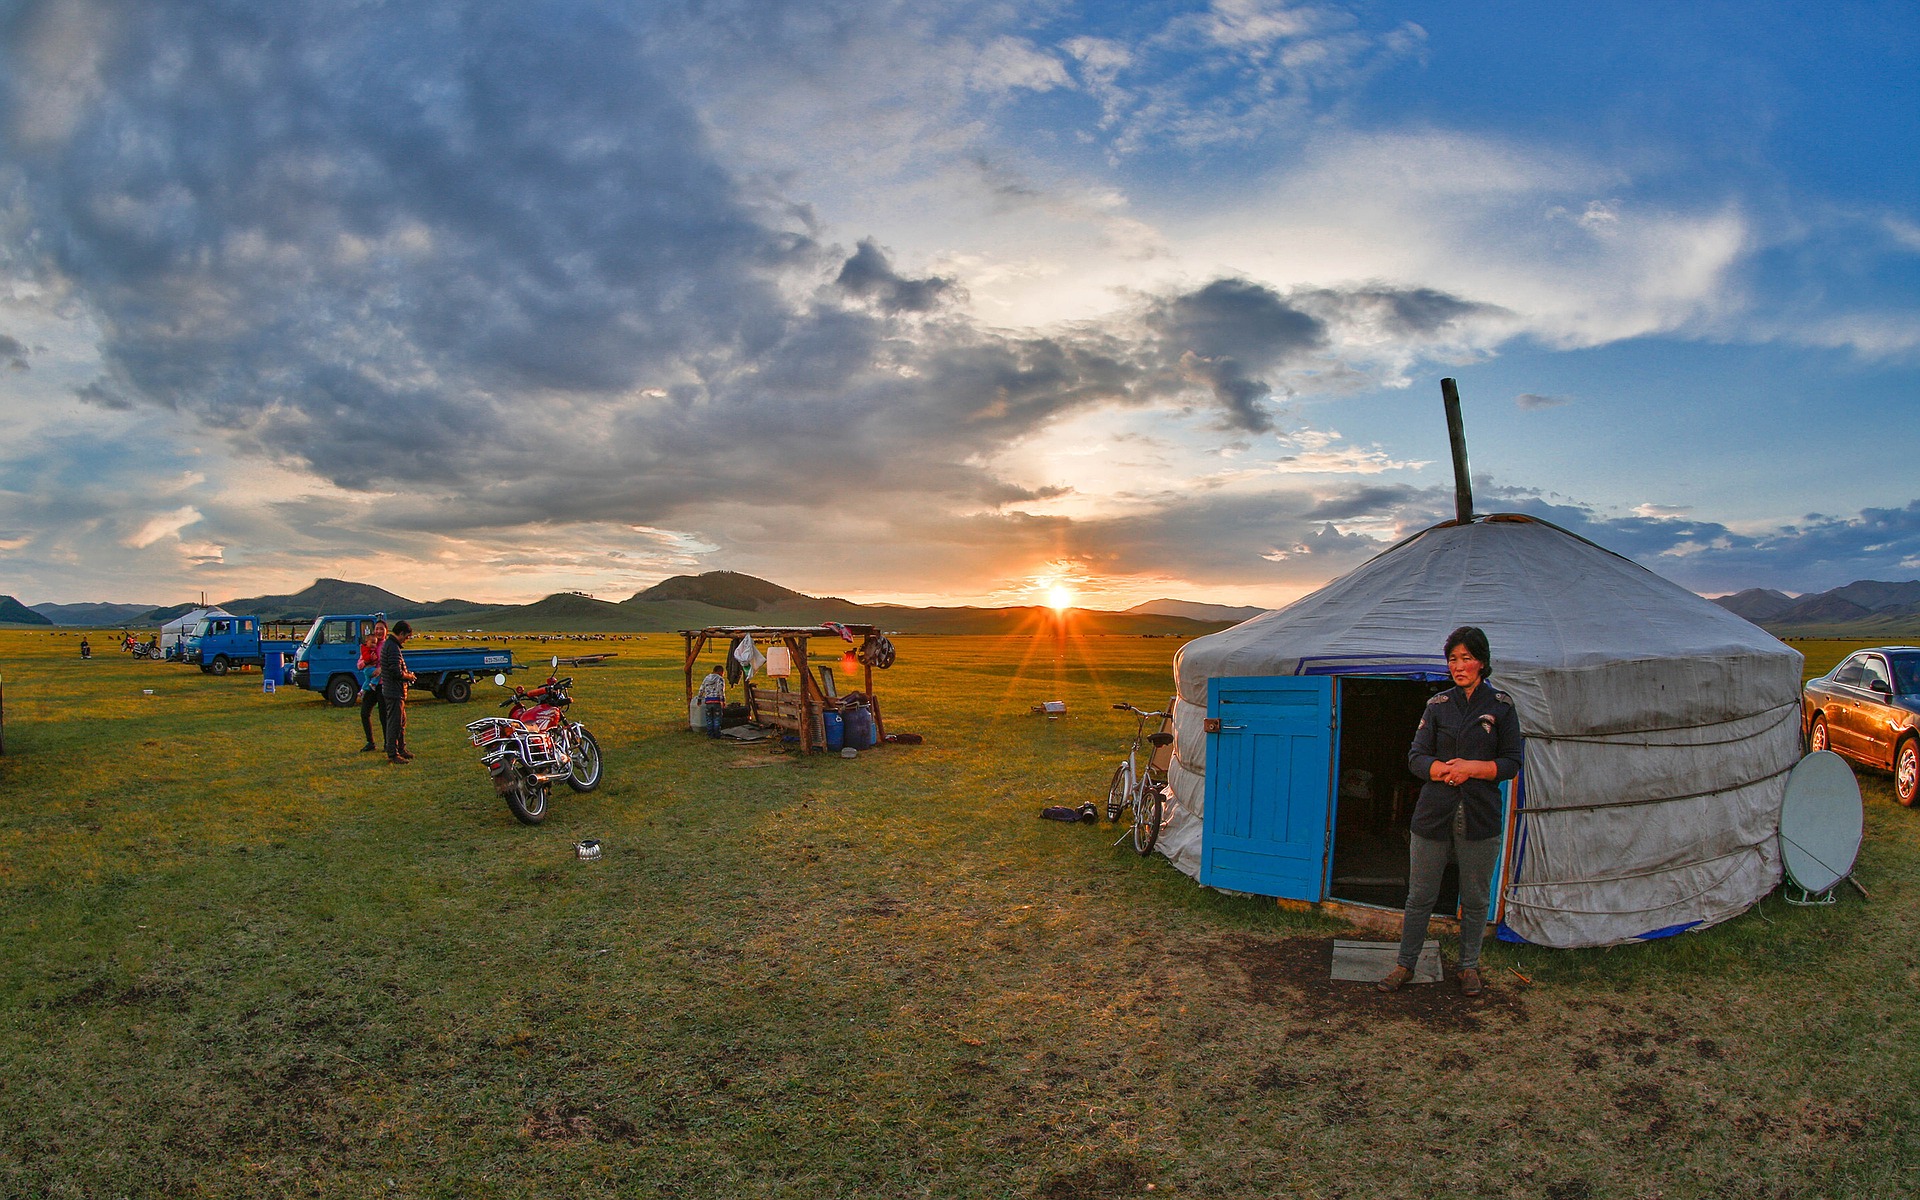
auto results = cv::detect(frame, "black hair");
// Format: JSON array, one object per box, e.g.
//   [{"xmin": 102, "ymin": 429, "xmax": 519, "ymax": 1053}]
[
  {"xmin": 391, "ymin": 620, "xmax": 413, "ymax": 636},
  {"xmin": 1445, "ymin": 625, "xmax": 1491, "ymax": 675}
]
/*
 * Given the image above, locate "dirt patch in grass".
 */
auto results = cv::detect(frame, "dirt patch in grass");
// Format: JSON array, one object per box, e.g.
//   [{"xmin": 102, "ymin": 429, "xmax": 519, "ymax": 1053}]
[
  {"xmin": 522, "ymin": 1101, "xmax": 644, "ymax": 1144},
  {"xmin": 1179, "ymin": 933, "xmax": 1531, "ymax": 1033},
  {"xmin": 1034, "ymin": 1152, "xmax": 1147, "ymax": 1199}
]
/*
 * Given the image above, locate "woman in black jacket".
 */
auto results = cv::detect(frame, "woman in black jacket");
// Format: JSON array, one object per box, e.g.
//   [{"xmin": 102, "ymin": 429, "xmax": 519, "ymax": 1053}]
[{"xmin": 1378, "ymin": 626, "xmax": 1523, "ymax": 997}]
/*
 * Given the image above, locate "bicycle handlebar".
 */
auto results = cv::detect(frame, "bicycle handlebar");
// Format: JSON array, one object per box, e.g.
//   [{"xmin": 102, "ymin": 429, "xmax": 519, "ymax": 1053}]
[{"xmin": 1112, "ymin": 702, "xmax": 1171, "ymax": 719}]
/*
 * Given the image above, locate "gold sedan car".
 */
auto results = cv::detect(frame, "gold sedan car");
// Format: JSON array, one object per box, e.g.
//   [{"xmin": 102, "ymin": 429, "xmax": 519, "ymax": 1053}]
[{"xmin": 1802, "ymin": 647, "xmax": 1920, "ymax": 807}]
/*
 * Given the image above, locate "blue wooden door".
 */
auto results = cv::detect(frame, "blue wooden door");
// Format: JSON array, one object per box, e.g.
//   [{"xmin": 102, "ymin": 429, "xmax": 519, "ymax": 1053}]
[{"xmin": 1200, "ymin": 676, "xmax": 1336, "ymax": 899}]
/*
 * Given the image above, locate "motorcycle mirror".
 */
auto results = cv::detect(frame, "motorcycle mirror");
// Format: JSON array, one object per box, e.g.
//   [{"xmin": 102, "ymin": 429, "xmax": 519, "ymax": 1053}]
[
  {"xmin": 551, "ymin": 656, "xmax": 559, "ymax": 669},
  {"xmin": 493, "ymin": 673, "xmax": 507, "ymax": 686}
]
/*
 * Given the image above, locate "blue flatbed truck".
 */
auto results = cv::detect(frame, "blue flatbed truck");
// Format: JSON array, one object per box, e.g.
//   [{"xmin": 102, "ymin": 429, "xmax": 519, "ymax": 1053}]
[
  {"xmin": 290, "ymin": 614, "xmax": 515, "ymax": 707},
  {"xmin": 184, "ymin": 615, "xmax": 305, "ymax": 676}
]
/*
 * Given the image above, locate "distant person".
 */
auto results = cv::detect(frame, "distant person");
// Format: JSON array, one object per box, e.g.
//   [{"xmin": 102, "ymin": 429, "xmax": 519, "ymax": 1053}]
[
  {"xmin": 699, "ymin": 664, "xmax": 727, "ymax": 736},
  {"xmin": 79, "ymin": 637, "xmax": 91, "ymax": 659},
  {"xmin": 381, "ymin": 620, "xmax": 417, "ymax": 764},
  {"xmin": 1378, "ymin": 626, "xmax": 1523, "ymax": 998},
  {"xmin": 356, "ymin": 619, "xmax": 389, "ymax": 753}
]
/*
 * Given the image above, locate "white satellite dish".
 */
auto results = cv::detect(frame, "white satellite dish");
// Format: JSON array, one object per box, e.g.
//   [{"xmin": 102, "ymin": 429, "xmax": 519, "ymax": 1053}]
[{"xmin": 1777, "ymin": 750, "xmax": 1863, "ymax": 900}]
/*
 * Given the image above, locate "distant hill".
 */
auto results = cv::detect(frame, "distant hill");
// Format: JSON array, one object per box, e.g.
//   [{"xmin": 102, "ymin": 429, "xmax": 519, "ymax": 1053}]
[
  {"xmin": 0, "ymin": 595, "xmax": 54, "ymax": 626},
  {"xmin": 1715, "ymin": 579, "xmax": 1920, "ymax": 637},
  {"xmin": 29, "ymin": 601, "xmax": 164, "ymax": 626},
  {"xmin": 630, "ymin": 571, "xmax": 812, "ymax": 611},
  {"xmin": 1127, "ymin": 598, "xmax": 1267, "ymax": 623},
  {"xmin": 1712, "ymin": 588, "xmax": 1798, "ymax": 623},
  {"xmin": 142, "ymin": 602, "xmax": 205, "ymax": 623},
  {"xmin": 215, "ymin": 578, "xmax": 482, "ymax": 622}
]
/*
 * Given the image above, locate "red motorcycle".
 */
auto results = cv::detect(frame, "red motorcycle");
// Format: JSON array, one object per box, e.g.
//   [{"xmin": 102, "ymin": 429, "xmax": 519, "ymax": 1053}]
[{"xmin": 464, "ymin": 660, "xmax": 603, "ymax": 825}]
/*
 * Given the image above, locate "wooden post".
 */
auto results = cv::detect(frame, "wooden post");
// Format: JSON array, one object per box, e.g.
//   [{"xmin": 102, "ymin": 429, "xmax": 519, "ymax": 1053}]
[{"xmin": 788, "ymin": 634, "xmax": 812, "ymax": 754}]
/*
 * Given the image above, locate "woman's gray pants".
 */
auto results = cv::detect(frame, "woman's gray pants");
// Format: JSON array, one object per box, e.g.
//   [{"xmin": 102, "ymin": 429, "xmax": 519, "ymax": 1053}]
[{"xmin": 1397, "ymin": 824, "xmax": 1501, "ymax": 971}]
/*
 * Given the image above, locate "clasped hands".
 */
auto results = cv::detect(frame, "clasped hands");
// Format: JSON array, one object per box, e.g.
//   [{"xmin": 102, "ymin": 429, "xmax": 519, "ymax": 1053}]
[{"xmin": 1430, "ymin": 758, "xmax": 1491, "ymax": 787}]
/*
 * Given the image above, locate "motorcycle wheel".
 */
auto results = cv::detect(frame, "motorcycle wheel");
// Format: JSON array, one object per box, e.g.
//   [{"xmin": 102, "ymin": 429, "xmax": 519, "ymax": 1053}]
[
  {"xmin": 506, "ymin": 776, "xmax": 549, "ymax": 825},
  {"xmin": 566, "ymin": 729, "xmax": 602, "ymax": 793}
]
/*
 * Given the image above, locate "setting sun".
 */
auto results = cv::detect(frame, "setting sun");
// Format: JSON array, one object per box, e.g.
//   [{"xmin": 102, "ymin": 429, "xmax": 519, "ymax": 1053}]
[{"xmin": 1047, "ymin": 585, "xmax": 1074, "ymax": 612}]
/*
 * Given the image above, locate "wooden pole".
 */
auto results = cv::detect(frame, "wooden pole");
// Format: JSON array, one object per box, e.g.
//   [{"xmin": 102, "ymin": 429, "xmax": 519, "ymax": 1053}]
[{"xmin": 789, "ymin": 634, "xmax": 812, "ymax": 754}]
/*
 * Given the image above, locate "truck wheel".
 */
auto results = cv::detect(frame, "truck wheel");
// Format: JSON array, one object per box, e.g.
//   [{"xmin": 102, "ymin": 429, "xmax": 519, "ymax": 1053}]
[
  {"xmin": 209, "ymin": 655, "xmax": 230, "ymax": 677},
  {"xmin": 324, "ymin": 675, "xmax": 358, "ymax": 707},
  {"xmin": 444, "ymin": 676, "xmax": 473, "ymax": 704}
]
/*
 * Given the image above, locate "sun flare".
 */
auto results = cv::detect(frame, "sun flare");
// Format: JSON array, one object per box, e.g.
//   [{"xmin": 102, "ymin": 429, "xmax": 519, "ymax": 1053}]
[{"xmin": 1047, "ymin": 585, "xmax": 1075, "ymax": 612}]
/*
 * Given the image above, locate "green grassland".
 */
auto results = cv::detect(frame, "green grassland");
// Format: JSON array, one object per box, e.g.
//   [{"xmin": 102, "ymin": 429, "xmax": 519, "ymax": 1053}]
[{"xmin": 1, "ymin": 630, "xmax": 1915, "ymax": 1198}]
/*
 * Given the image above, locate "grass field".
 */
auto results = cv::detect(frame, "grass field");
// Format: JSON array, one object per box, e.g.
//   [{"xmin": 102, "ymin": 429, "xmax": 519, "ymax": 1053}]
[{"xmin": 1, "ymin": 630, "xmax": 1915, "ymax": 1198}]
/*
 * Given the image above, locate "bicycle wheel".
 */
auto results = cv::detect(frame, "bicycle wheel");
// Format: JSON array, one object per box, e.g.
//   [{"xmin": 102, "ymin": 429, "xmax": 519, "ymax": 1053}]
[
  {"xmin": 1131, "ymin": 778, "xmax": 1164, "ymax": 856},
  {"xmin": 1105, "ymin": 762, "xmax": 1131, "ymax": 822}
]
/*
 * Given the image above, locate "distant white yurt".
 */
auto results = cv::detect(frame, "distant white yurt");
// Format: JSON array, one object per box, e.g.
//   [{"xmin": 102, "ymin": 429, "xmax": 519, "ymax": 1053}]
[
  {"xmin": 160, "ymin": 607, "xmax": 229, "ymax": 653},
  {"xmin": 1163, "ymin": 513, "xmax": 1804, "ymax": 949}
]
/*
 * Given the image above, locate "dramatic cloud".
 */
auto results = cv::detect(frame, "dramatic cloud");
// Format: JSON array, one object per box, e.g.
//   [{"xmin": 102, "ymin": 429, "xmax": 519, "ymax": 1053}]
[{"xmin": 0, "ymin": 1, "xmax": 1912, "ymax": 606}]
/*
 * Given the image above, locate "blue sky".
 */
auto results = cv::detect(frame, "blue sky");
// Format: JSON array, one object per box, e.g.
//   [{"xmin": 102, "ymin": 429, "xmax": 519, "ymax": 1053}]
[{"xmin": 0, "ymin": 0, "xmax": 1914, "ymax": 608}]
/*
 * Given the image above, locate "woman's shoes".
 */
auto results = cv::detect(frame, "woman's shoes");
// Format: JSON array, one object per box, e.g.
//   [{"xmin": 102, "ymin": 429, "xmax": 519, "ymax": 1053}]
[
  {"xmin": 1376, "ymin": 965, "xmax": 1414, "ymax": 992},
  {"xmin": 1457, "ymin": 967, "xmax": 1484, "ymax": 996}
]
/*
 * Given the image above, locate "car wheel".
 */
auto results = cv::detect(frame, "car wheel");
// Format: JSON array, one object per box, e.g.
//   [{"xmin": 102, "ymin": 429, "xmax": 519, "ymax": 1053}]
[
  {"xmin": 1808, "ymin": 715, "xmax": 1829, "ymax": 754},
  {"xmin": 209, "ymin": 655, "xmax": 230, "ymax": 677},
  {"xmin": 1896, "ymin": 738, "xmax": 1918, "ymax": 809},
  {"xmin": 443, "ymin": 676, "xmax": 472, "ymax": 704}
]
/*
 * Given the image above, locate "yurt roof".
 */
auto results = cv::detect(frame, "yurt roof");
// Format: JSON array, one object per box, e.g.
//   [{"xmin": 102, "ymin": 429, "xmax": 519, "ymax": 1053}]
[{"xmin": 1176, "ymin": 514, "xmax": 1798, "ymax": 734}]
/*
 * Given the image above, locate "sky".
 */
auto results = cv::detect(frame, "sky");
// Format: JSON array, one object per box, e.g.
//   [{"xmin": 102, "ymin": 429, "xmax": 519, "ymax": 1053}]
[{"xmin": 0, "ymin": 0, "xmax": 1915, "ymax": 610}]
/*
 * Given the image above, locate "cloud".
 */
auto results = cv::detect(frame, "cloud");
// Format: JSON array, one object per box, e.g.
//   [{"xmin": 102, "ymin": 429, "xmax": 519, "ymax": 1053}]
[
  {"xmin": 1146, "ymin": 278, "xmax": 1326, "ymax": 431},
  {"xmin": 834, "ymin": 240, "xmax": 960, "ymax": 314},
  {"xmin": 1515, "ymin": 392, "xmax": 1571, "ymax": 409}
]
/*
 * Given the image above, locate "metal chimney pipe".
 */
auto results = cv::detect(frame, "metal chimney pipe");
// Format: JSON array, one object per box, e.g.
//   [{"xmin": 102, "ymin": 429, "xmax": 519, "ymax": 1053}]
[{"xmin": 1440, "ymin": 377, "xmax": 1473, "ymax": 525}]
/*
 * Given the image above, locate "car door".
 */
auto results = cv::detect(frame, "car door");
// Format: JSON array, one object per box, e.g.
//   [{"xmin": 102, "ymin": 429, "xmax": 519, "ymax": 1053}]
[
  {"xmin": 1822, "ymin": 655, "xmax": 1869, "ymax": 760},
  {"xmin": 1855, "ymin": 654, "xmax": 1898, "ymax": 767}
]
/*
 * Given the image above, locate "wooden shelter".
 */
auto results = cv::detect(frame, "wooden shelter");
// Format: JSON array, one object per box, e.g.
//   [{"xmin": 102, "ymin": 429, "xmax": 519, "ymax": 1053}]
[{"xmin": 681, "ymin": 624, "xmax": 890, "ymax": 753}]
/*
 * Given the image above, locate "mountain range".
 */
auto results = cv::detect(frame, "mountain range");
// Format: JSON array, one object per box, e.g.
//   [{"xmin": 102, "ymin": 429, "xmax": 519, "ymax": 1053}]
[
  {"xmin": 4, "ymin": 573, "xmax": 1260, "ymax": 636},
  {"xmin": 15, "ymin": 573, "xmax": 1918, "ymax": 637},
  {"xmin": 1712, "ymin": 580, "xmax": 1920, "ymax": 637}
]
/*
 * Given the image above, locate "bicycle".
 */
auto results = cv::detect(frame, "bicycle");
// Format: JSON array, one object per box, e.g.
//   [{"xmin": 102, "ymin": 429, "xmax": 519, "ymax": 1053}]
[{"xmin": 1107, "ymin": 701, "xmax": 1175, "ymax": 855}]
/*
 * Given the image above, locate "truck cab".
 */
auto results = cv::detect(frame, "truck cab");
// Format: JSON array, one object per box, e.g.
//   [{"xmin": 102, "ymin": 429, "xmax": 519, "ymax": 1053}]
[
  {"xmin": 292, "ymin": 614, "xmax": 514, "ymax": 707},
  {"xmin": 187, "ymin": 615, "xmax": 303, "ymax": 676}
]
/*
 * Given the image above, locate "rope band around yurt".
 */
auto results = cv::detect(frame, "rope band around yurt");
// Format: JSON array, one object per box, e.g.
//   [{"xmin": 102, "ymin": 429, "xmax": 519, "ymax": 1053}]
[
  {"xmin": 1499, "ymin": 842, "xmax": 1764, "ymax": 915},
  {"xmin": 1518, "ymin": 700, "xmax": 1798, "ymax": 747},
  {"xmin": 1515, "ymin": 759, "xmax": 1797, "ymax": 816}
]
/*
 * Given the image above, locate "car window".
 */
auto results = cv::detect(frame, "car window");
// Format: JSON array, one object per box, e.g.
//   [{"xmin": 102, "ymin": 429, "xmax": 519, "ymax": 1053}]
[
  {"xmin": 321, "ymin": 619, "xmax": 357, "ymax": 645},
  {"xmin": 1832, "ymin": 657, "xmax": 1866, "ymax": 685},
  {"xmin": 1861, "ymin": 657, "xmax": 1893, "ymax": 693},
  {"xmin": 1893, "ymin": 657, "xmax": 1920, "ymax": 696}
]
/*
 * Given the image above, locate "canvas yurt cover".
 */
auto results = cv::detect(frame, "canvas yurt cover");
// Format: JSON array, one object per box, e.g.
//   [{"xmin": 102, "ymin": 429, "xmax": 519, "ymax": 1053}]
[{"xmin": 1164, "ymin": 515, "xmax": 1803, "ymax": 949}]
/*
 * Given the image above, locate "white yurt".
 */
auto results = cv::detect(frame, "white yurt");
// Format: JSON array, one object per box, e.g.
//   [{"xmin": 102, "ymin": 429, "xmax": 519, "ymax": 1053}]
[{"xmin": 1163, "ymin": 513, "xmax": 1804, "ymax": 949}]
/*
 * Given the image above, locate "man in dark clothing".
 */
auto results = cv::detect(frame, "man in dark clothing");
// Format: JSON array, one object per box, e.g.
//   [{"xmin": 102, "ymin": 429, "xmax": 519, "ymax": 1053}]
[
  {"xmin": 1379, "ymin": 625, "xmax": 1523, "ymax": 997},
  {"xmin": 381, "ymin": 620, "xmax": 417, "ymax": 764}
]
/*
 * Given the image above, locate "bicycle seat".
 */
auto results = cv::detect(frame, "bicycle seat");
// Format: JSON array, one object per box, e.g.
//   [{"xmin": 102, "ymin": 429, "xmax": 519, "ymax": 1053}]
[{"xmin": 1148, "ymin": 732, "xmax": 1175, "ymax": 747}]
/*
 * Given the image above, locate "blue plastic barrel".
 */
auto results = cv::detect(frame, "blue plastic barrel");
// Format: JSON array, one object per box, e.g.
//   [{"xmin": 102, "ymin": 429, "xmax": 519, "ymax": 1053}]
[
  {"xmin": 264, "ymin": 651, "xmax": 283, "ymax": 680},
  {"xmin": 823, "ymin": 710, "xmax": 844, "ymax": 751},
  {"xmin": 843, "ymin": 705, "xmax": 872, "ymax": 750}
]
